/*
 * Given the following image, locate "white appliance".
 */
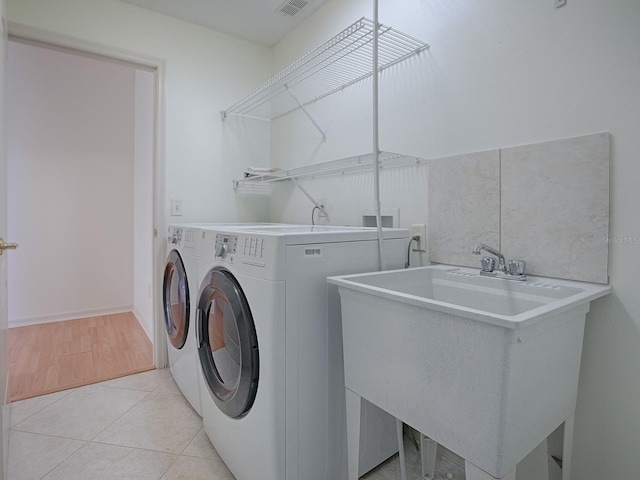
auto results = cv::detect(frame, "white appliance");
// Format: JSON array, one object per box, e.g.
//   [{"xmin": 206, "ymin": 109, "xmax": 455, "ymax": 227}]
[
  {"xmin": 163, "ymin": 224, "xmax": 204, "ymax": 415},
  {"xmin": 163, "ymin": 223, "xmax": 282, "ymax": 416},
  {"xmin": 196, "ymin": 225, "xmax": 409, "ymax": 480}
]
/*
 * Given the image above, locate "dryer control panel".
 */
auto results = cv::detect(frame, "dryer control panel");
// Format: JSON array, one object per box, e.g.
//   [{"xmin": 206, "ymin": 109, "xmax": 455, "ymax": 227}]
[
  {"xmin": 168, "ymin": 226, "xmax": 197, "ymax": 248},
  {"xmin": 215, "ymin": 234, "xmax": 238, "ymax": 258},
  {"xmin": 168, "ymin": 226, "xmax": 183, "ymax": 246}
]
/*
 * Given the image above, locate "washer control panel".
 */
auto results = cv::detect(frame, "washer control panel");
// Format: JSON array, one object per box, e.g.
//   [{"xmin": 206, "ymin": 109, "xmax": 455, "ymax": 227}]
[
  {"xmin": 242, "ymin": 236, "xmax": 265, "ymax": 259},
  {"xmin": 215, "ymin": 234, "xmax": 238, "ymax": 258}
]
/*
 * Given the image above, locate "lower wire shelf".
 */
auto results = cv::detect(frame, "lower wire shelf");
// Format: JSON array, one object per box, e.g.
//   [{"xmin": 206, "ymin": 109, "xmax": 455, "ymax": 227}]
[{"xmin": 233, "ymin": 151, "xmax": 427, "ymax": 192}]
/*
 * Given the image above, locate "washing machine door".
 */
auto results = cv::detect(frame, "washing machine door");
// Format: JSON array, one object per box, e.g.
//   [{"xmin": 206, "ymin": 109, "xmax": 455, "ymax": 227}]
[
  {"xmin": 197, "ymin": 267, "xmax": 259, "ymax": 419},
  {"xmin": 162, "ymin": 250, "xmax": 189, "ymax": 349}
]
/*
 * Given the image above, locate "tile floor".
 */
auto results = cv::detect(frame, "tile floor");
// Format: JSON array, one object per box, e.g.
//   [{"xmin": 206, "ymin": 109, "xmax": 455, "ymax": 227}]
[
  {"xmin": 8, "ymin": 369, "xmax": 234, "ymax": 480},
  {"xmin": 8, "ymin": 368, "xmax": 459, "ymax": 480}
]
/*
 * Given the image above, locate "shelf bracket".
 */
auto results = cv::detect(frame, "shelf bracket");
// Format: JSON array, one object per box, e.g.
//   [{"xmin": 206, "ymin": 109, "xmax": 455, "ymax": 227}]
[
  {"xmin": 284, "ymin": 84, "xmax": 327, "ymax": 142},
  {"xmin": 291, "ymin": 178, "xmax": 329, "ymax": 219}
]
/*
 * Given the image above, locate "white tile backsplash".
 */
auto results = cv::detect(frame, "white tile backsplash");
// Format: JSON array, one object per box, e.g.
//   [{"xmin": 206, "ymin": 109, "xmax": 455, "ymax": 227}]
[
  {"xmin": 501, "ymin": 133, "xmax": 610, "ymax": 283},
  {"xmin": 428, "ymin": 150, "xmax": 501, "ymax": 268},
  {"xmin": 427, "ymin": 133, "xmax": 610, "ymax": 283}
]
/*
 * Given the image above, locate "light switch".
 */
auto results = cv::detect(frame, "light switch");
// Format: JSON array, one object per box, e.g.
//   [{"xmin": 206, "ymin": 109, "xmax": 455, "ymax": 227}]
[{"xmin": 171, "ymin": 199, "xmax": 183, "ymax": 216}]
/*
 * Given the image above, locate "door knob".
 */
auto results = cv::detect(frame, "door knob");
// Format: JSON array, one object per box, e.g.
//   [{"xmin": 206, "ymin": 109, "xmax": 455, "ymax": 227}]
[{"xmin": 0, "ymin": 238, "xmax": 19, "ymax": 255}]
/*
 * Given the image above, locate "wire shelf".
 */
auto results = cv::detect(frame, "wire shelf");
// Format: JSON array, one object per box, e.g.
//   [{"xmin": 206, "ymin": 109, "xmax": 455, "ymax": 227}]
[
  {"xmin": 233, "ymin": 151, "xmax": 427, "ymax": 191},
  {"xmin": 222, "ymin": 17, "xmax": 429, "ymax": 121}
]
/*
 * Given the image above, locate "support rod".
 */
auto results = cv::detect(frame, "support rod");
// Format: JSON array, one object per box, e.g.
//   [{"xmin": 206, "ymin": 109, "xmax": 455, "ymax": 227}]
[
  {"xmin": 284, "ymin": 85, "xmax": 327, "ymax": 142},
  {"xmin": 373, "ymin": 0, "xmax": 386, "ymax": 271},
  {"xmin": 291, "ymin": 178, "xmax": 330, "ymax": 220}
]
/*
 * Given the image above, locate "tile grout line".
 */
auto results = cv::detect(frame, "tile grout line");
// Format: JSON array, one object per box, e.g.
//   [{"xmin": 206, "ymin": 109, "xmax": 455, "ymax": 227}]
[
  {"xmin": 88, "ymin": 377, "xmax": 203, "ymax": 469},
  {"xmin": 87, "ymin": 387, "xmax": 154, "ymax": 443},
  {"xmin": 36, "ymin": 439, "xmax": 89, "ymax": 480},
  {"xmin": 12, "ymin": 371, "xmax": 204, "ymax": 480},
  {"xmin": 176, "ymin": 425, "xmax": 205, "ymax": 457},
  {"xmin": 12, "ymin": 371, "xmax": 167, "ymax": 433},
  {"xmin": 85, "ymin": 438, "xmax": 183, "ymax": 457},
  {"xmin": 39, "ymin": 381, "xmax": 172, "ymax": 479},
  {"xmin": 149, "ymin": 378, "xmax": 205, "ymax": 470},
  {"xmin": 9, "ymin": 388, "xmax": 77, "ymax": 429}
]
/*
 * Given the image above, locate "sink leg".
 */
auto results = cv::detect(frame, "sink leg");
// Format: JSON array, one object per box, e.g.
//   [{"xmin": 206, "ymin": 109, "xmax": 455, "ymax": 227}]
[
  {"xmin": 561, "ymin": 414, "xmax": 575, "ymax": 480},
  {"xmin": 396, "ymin": 418, "xmax": 407, "ymax": 480},
  {"xmin": 420, "ymin": 434, "xmax": 438, "ymax": 479},
  {"xmin": 547, "ymin": 413, "xmax": 575, "ymax": 480},
  {"xmin": 345, "ymin": 388, "xmax": 362, "ymax": 480},
  {"xmin": 465, "ymin": 461, "xmax": 516, "ymax": 480}
]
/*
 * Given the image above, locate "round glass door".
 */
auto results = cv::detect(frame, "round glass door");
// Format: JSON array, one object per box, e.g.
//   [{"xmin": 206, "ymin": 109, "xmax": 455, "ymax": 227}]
[
  {"xmin": 162, "ymin": 250, "xmax": 189, "ymax": 349},
  {"xmin": 197, "ymin": 267, "xmax": 259, "ymax": 418}
]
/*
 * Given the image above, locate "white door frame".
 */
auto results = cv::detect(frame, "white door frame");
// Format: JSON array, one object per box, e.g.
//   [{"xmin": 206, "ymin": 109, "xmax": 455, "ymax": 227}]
[
  {"xmin": 7, "ymin": 22, "xmax": 169, "ymax": 368},
  {"xmin": 1, "ymin": 4, "xmax": 9, "ymax": 478}
]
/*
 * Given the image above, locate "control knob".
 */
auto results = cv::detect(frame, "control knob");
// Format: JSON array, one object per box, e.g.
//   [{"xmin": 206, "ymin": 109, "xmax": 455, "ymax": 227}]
[{"xmin": 215, "ymin": 243, "xmax": 228, "ymax": 258}]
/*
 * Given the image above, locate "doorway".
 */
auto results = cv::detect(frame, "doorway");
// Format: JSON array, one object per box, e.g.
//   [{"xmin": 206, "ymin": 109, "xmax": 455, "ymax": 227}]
[{"xmin": 5, "ymin": 36, "xmax": 163, "ymax": 400}]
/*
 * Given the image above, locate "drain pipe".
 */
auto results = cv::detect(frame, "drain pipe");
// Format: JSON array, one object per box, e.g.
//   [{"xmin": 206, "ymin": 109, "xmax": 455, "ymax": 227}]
[{"xmin": 373, "ymin": 0, "xmax": 386, "ymax": 272}]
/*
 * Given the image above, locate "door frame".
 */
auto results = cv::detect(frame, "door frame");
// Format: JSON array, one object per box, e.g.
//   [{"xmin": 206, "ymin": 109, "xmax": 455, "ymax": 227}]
[
  {"xmin": 7, "ymin": 22, "xmax": 169, "ymax": 368},
  {"xmin": 1, "ymin": 4, "xmax": 8, "ymax": 479}
]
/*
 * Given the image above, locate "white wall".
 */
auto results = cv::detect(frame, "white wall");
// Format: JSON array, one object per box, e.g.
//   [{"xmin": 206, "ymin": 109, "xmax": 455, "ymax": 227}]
[
  {"xmin": 7, "ymin": 40, "xmax": 136, "ymax": 325},
  {"xmin": 6, "ymin": 0, "xmax": 640, "ymax": 477},
  {"xmin": 133, "ymin": 69, "xmax": 155, "ymax": 339},
  {"xmin": 7, "ymin": 0, "xmax": 273, "ymax": 228},
  {"xmin": 271, "ymin": 1, "xmax": 640, "ymax": 479},
  {"xmin": 6, "ymin": 0, "xmax": 273, "ymax": 367}
]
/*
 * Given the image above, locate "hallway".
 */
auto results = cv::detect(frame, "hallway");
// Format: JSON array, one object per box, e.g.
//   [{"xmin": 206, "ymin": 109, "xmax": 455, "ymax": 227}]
[{"xmin": 8, "ymin": 313, "xmax": 154, "ymax": 401}]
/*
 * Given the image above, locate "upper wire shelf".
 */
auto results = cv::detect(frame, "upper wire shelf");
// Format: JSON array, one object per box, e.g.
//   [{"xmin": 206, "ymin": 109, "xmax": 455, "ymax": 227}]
[
  {"xmin": 233, "ymin": 151, "xmax": 427, "ymax": 191},
  {"xmin": 222, "ymin": 17, "xmax": 429, "ymax": 121}
]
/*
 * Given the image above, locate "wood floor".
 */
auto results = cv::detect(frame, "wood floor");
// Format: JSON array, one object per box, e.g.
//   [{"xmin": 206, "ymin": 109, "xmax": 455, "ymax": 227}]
[{"xmin": 8, "ymin": 312, "xmax": 155, "ymax": 401}]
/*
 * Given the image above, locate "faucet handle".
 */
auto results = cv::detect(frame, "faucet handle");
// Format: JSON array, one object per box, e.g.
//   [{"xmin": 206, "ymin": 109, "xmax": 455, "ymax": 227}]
[
  {"xmin": 481, "ymin": 256, "xmax": 496, "ymax": 272},
  {"xmin": 508, "ymin": 259, "xmax": 526, "ymax": 276}
]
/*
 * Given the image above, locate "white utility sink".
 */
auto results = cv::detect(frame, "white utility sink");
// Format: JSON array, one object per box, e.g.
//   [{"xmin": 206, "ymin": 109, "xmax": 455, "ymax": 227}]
[{"xmin": 328, "ymin": 265, "xmax": 611, "ymax": 480}]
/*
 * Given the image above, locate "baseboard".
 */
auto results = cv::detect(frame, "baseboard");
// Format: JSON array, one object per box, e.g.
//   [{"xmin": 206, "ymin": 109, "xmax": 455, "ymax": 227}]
[
  {"xmin": 2, "ymin": 373, "xmax": 8, "ymax": 407},
  {"xmin": 9, "ymin": 305, "xmax": 134, "ymax": 328},
  {"xmin": 1, "ymin": 332, "xmax": 7, "ymax": 407},
  {"xmin": 132, "ymin": 306, "xmax": 154, "ymax": 344}
]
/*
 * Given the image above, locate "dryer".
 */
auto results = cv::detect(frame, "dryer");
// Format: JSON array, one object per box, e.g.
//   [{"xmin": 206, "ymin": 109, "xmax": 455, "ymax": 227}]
[
  {"xmin": 163, "ymin": 224, "xmax": 203, "ymax": 415},
  {"xmin": 196, "ymin": 225, "xmax": 409, "ymax": 480}
]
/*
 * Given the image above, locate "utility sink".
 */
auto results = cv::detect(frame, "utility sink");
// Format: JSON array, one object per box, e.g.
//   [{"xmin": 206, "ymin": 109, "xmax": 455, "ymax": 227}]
[{"xmin": 328, "ymin": 265, "xmax": 610, "ymax": 479}]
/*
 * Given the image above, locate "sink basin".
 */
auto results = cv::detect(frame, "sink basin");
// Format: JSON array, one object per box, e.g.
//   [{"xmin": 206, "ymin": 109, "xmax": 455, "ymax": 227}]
[
  {"xmin": 330, "ymin": 264, "xmax": 609, "ymax": 328},
  {"xmin": 328, "ymin": 265, "xmax": 610, "ymax": 478}
]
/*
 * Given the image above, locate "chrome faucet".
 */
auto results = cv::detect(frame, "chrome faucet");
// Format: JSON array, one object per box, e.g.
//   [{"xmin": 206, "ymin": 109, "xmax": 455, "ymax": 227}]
[
  {"xmin": 472, "ymin": 243, "xmax": 527, "ymax": 281},
  {"xmin": 473, "ymin": 243, "xmax": 507, "ymax": 272}
]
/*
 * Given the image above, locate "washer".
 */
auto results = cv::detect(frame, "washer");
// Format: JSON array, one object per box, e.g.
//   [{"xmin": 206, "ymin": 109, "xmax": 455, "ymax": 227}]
[
  {"xmin": 163, "ymin": 223, "xmax": 283, "ymax": 416},
  {"xmin": 196, "ymin": 225, "xmax": 409, "ymax": 480}
]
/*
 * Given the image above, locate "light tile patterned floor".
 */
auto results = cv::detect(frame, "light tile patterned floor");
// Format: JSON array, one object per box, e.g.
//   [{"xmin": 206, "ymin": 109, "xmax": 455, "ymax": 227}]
[
  {"xmin": 8, "ymin": 368, "xmax": 444, "ymax": 480},
  {"xmin": 8, "ymin": 369, "xmax": 232, "ymax": 480}
]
